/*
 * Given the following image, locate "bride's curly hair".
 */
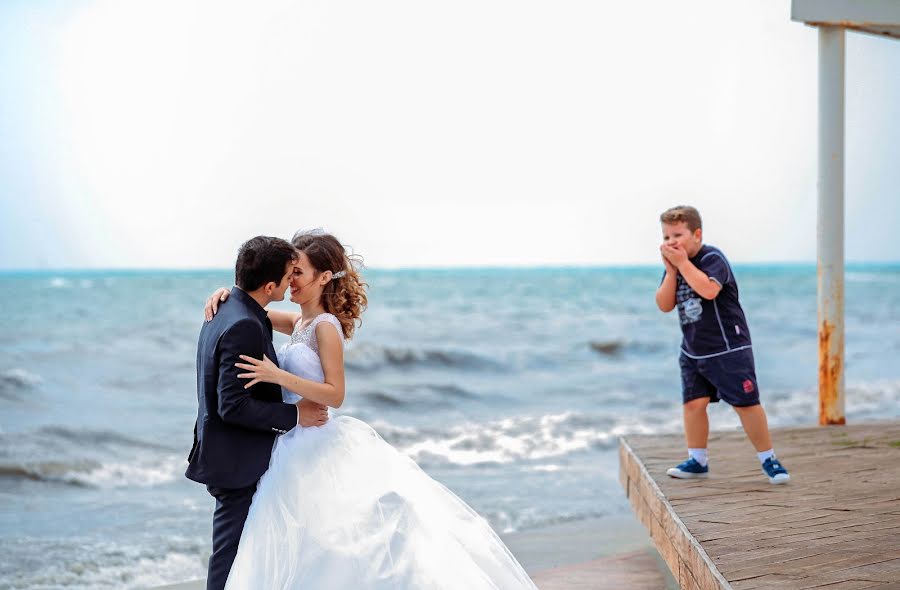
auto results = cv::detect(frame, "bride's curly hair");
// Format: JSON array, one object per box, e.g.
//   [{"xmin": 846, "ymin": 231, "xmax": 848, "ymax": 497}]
[{"xmin": 291, "ymin": 230, "xmax": 368, "ymax": 339}]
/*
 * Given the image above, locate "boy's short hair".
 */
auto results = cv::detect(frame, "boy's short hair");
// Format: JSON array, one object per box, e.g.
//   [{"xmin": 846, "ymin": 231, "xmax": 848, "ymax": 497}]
[
  {"xmin": 235, "ymin": 236, "xmax": 298, "ymax": 292},
  {"xmin": 660, "ymin": 206, "xmax": 702, "ymax": 232}
]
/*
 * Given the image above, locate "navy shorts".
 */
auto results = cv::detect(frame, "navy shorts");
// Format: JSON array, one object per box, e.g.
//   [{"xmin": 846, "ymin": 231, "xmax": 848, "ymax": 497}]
[{"xmin": 679, "ymin": 348, "xmax": 760, "ymax": 407}]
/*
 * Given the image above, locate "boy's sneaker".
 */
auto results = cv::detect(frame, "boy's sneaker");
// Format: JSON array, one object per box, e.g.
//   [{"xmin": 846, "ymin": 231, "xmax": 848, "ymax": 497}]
[
  {"xmin": 666, "ymin": 457, "xmax": 709, "ymax": 479},
  {"xmin": 762, "ymin": 457, "xmax": 790, "ymax": 484}
]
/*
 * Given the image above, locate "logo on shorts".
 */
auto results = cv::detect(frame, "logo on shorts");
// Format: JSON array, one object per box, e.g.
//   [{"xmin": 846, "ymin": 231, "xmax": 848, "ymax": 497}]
[{"xmin": 742, "ymin": 379, "xmax": 755, "ymax": 394}]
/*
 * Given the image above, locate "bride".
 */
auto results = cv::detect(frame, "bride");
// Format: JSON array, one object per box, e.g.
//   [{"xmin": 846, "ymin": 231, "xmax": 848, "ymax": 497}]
[{"xmin": 204, "ymin": 229, "xmax": 537, "ymax": 589}]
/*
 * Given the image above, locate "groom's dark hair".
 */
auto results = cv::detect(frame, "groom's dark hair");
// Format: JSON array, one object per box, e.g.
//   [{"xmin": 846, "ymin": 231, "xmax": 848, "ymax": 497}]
[{"xmin": 235, "ymin": 236, "xmax": 298, "ymax": 292}]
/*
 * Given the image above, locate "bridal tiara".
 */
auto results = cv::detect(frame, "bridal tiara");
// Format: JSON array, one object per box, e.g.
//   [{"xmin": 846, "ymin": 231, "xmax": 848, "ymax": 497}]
[{"xmin": 293, "ymin": 227, "xmax": 347, "ymax": 279}]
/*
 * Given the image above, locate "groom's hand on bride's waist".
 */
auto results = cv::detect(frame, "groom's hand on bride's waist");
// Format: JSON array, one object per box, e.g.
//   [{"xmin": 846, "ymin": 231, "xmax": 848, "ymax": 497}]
[{"xmin": 296, "ymin": 399, "xmax": 329, "ymax": 427}]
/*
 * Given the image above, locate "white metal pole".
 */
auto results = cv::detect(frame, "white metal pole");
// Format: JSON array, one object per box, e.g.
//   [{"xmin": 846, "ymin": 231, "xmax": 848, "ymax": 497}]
[{"xmin": 817, "ymin": 26, "xmax": 845, "ymax": 425}]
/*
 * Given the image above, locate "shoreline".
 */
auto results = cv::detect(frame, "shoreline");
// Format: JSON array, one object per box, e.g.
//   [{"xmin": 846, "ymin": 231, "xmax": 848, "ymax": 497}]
[
  {"xmin": 503, "ymin": 514, "xmax": 658, "ymax": 574},
  {"xmin": 153, "ymin": 513, "xmax": 669, "ymax": 589}
]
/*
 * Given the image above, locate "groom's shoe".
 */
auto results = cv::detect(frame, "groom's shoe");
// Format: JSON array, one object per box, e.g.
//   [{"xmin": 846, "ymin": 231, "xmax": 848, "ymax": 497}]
[{"xmin": 666, "ymin": 457, "xmax": 709, "ymax": 479}]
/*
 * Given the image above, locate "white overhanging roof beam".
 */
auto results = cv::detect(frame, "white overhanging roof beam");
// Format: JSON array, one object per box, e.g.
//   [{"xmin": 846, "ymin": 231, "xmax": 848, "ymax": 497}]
[{"xmin": 792, "ymin": 0, "xmax": 900, "ymax": 40}]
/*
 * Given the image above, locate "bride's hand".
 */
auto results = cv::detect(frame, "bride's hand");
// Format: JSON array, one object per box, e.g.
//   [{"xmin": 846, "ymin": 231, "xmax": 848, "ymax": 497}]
[
  {"xmin": 235, "ymin": 354, "xmax": 284, "ymax": 389},
  {"xmin": 204, "ymin": 287, "xmax": 231, "ymax": 321}
]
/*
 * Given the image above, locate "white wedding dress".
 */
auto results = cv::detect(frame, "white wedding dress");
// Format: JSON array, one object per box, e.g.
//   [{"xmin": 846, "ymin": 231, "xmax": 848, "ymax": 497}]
[{"xmin": 224, "ymin": 313, "xmax": 538, "ymax": 590}]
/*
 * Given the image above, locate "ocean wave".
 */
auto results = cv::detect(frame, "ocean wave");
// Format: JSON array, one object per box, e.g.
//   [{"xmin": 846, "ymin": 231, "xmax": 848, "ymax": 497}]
[
  {"xmin": 0, "ymin": 427, "xmax": 183, "ymax": 488},
  {"xmin": 0, "ymin": 369, "xmax": 43, "ymax": 402},
  {"xmin": 0, "ymin": 368, "xmax": 43, "ymax": 399},
  {"xmin": 612, "ymin": 377, "xmax": 900, "ymax": 433},
  {"xmin": 24, "ymin": 426, "xmax": 175, "ymax": 451},
  {"xmin": 426, "ymin": 384, "xmax": 477, "ymax": 398},
  {"xmin": 370, "ymin": 412, "xmax": 676, "ymax": 467},
  {"xmin": 364, "ymin": 391, "xmax": 406, "ymax": 408},
  {"xmin": 346, "ymin": 342, "xmax": 500, "ymax": 372},
  {"xmin": 360, "ymin": 383, "xmax": 478, "ymax": 409},
  {"xmin": 487, "ymin": 507, "xmax": 613, "ymax": 535},
  {"xmin": 1, "ymin": 538, "xmax": 206, "ymax": 589},
  {"xmin": 0, "ymin": 455, "xmax": 183, "ymax": 488},
  {"xmin": 1, "ymin": 368, "xmax": 43, "ymax": 387},
  {"xmin": 362, "ymin": 378, "xmax": 900, "ymax": 485},
  {"xmin": 764, "ymin": 378, "xmax": 900, "ymax": 426}
]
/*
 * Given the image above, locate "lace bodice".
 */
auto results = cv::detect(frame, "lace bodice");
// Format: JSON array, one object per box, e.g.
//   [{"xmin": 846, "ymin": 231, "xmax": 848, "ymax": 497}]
[
  {"xmin": 276, "ymin": 313, "xmax": 344, "ymax": 404},
  {"xmin": 287, "ymin": 313, "xmax": 344, "ymax": 354}
]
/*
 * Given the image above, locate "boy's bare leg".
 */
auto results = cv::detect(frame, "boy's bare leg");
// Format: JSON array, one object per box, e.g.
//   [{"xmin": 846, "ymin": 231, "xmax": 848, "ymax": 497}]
[
  {"xmin": 683, "ymin": 397, "xmax": 710, "ymax": 448},
  {"xmin": 733, "ymin": 404, "xmax": 773, "ymax": 452}
]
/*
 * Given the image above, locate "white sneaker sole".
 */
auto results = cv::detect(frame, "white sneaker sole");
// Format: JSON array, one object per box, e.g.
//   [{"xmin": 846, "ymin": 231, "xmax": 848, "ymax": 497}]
[
  {"xmin": 768, "ymin": 473, "xmax": 790, "ymax": 484},
  {"xmin": 666, "ymin": 468, "xmax": 708, "ymax": 479}
]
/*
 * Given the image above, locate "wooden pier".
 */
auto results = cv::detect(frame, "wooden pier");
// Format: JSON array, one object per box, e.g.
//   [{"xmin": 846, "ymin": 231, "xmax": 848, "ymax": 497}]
[{"xmin": 619, "ymin": 421, "xmax": 900, "ymax": 589}]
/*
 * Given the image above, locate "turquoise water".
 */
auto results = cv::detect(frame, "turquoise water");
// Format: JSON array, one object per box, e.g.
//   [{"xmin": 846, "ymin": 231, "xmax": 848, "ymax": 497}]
[{"xmin": 1, "ymin": 265, "xmax": 899, "ymax": 588}]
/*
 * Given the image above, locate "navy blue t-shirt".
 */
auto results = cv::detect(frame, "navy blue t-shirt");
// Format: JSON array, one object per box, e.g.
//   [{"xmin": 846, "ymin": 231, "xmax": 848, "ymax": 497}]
[{"xmin": 664, "ymin": 244, "xmax": 752, "ymax": 358}]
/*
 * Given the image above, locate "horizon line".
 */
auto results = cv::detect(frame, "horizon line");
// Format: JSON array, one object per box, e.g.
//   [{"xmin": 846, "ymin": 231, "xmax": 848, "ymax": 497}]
[{"xmin": 2, "ymin": 260, "xmax": 900, "ymax": 274}]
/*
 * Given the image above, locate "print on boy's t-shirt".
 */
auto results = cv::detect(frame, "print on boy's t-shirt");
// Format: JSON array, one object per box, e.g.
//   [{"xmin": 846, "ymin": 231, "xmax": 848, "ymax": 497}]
[{"xmin": 678, "ymin": 290, "xmax": 703, "ymax": 325}]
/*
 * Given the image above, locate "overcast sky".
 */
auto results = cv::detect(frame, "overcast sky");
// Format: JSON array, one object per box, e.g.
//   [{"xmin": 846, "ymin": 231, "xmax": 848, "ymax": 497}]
[{"xmin": 1, "ymin": 0, "xmax": 898, "ymax": 269}]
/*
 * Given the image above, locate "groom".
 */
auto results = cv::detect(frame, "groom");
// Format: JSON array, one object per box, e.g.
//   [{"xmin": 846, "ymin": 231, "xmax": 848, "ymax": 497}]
[{"xmin": 186, "ymin": 235, "xmax": 329, "ymax": 590}]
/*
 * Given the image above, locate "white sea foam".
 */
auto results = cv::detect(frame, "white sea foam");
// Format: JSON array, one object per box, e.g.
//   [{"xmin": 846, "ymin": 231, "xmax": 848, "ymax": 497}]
[
  {"xmin": 486, "ymin": 506, "xmax": 612, "ymax": 535},
  {"xmin": 57, "ymin": 455, "xmax": 182, "ymax": 488},
  {"xmin": 763, "ymin": 378, "xmax": 900, "ymax": 426},
  {"xmin": 1, "ymin": 425, "xmax": 188, "ymax": 489},
  {"xmin": 373, "ymin": 411, "xmax": 676, "ymax": 467},
  {"xmin": 1, "ymin": 452, "xmax": 183, "ymax": 489},
  {"xmin": 368, "ymin": 379, "xmax": 900, "ymax": 468},
  {"xmin": 101, "ymin": 551, "xmax": 205, "ymax": 589},
  {"xmin": 4, "ymin": 543, "xmax": 206, "ymax": 590},
  {"xmin": 530, "ymin": 464, "xmax": 562, "ymax": 472}
]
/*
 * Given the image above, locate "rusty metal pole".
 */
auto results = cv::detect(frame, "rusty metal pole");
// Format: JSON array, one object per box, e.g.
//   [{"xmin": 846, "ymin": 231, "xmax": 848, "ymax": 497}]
[{"xmin": 817, "ymin": 25, "xmax": 846, "ymax": 425}]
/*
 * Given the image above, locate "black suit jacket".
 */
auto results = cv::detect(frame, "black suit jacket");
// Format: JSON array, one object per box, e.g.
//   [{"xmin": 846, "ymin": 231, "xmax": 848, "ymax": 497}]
[{"xmin": 185, "ymin": 287, "xmax": 297, "ymax": 489}]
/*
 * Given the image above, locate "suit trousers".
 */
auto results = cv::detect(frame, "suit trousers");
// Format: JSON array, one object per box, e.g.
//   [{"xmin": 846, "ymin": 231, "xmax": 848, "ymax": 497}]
[{"xmin": 206, "ymin": 483, "xmax": 257, "ymax": 590}]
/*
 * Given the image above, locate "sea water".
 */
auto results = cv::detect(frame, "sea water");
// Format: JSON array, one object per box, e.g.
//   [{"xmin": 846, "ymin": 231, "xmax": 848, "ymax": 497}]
[{"xmin": 1, "ymin": 265, "xmax": 899, "ymax": 588}]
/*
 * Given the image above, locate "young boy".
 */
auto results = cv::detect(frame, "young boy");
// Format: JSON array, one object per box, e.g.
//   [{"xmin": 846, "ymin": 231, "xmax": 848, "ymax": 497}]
[{"xmin": 656, "ymin": 206, "xmax": 789, "ymax": 484}]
